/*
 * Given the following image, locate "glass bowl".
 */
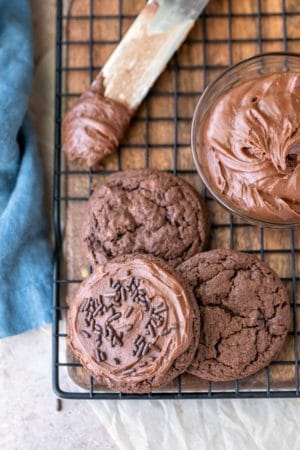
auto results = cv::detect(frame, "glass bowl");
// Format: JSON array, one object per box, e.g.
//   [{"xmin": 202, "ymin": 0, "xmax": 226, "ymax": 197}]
[{"xmin": 191, "ymin": 52, "xmax": 300, "ymax": 228}]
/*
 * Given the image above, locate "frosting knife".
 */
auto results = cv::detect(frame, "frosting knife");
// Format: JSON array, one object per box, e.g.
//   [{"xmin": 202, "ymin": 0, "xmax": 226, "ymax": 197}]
[{"xmin": 62, "ymin": 0, "xmax": 209, "ymax": 167}]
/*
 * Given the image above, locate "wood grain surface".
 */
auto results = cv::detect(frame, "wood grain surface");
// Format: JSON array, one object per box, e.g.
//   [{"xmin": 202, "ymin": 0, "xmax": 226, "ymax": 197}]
[{"xmin": 59, "ymin": 0, "xmax": 300, "ymax": 393}]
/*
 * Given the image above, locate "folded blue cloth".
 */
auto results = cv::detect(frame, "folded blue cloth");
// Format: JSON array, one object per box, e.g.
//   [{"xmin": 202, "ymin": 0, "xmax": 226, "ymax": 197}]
[{"xmin": 0, "ymin": 0, "xmax": 52, "ymax": 337}]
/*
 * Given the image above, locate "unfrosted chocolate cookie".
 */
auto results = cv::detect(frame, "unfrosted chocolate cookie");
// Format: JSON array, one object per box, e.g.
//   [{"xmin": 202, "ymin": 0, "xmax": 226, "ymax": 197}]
[
  {"xmin": 68, "ymin": 255, "xmax": 200, "ymax": 393},
  {"xmin": 83, "ymin": 169, "xmax": 209, "ymax": 267},
  {"xmin": 177, "ymin": 249, "xmax": 291, "ymax": 381}
]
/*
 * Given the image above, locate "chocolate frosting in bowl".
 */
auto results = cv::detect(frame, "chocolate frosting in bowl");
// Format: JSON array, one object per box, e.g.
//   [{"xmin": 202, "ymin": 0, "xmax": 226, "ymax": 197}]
[
  {"xmin": 68, "ymin": 256, "xmax": 199, "ymax": 393},
  {"xmin": 200, "ymin": 72, "xmax": 300, "ymax": 224}
]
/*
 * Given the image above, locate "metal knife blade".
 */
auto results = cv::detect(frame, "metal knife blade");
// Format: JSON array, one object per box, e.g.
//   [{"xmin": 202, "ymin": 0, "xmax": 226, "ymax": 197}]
[
  {"xmin": 62, "ymin": 0, "xmax": 209, "ymax": 167},
  {"xmin": 102, "ymin": 0, "xmax": 209, "ymax": 109}
]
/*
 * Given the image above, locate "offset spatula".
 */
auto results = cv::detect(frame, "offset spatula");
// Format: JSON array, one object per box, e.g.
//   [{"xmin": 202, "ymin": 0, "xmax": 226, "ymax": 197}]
[{"xmin": 62, "ymin": 0, "xmax": 209, "ymax": 167}]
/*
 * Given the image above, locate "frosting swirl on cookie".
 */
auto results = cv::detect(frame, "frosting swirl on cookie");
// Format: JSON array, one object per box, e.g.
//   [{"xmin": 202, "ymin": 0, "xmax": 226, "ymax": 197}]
[{"xmin": 68, "ymin": 257, "xmax": 196, "ymax": 392}]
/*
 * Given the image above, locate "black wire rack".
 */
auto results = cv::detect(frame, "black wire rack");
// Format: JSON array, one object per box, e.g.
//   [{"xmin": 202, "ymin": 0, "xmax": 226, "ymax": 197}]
[{"xmin": 53, "ymin": 0, "xmax": 300, "ymax": 399}]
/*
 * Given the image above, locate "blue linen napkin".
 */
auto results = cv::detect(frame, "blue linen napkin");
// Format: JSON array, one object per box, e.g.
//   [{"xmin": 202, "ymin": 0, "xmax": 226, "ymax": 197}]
[{"xmin": 0, "ymin": 0, "xmax": 52, "ymax": 337}]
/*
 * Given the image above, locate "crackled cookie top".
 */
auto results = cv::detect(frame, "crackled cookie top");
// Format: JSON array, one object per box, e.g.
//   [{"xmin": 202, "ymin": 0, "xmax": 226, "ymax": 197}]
[
  {"xmin": 68, "ymin": 256, "xmax": 199, "ymax": 393},
  {"xmin": 200, "ymin": 72, "xmax": 300, "ymax": 223},
  {"xmin": 83, "ymin": 169, "xmax": 209, "ymax": 267},
  {"xmin": 178, "ymin": 249, "xmax": 290, "ymax": 381}
]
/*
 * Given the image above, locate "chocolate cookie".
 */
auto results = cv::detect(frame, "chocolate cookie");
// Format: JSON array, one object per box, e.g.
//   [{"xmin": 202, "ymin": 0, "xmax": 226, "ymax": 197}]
[
  {"xmin": 83, "ymin": 169, "xmax": 209, "ymax": 267},
  {"xmin": 68, "ymin": 255, "xmax": 200, "ymax": 393},
  {"xmin": 177, "ymin": 249, "xmax": 291, "ymax": 381}
]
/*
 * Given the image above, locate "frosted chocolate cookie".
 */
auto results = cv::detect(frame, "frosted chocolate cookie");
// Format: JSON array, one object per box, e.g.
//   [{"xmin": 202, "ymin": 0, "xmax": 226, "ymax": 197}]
[
  {"xmin": 177, "ymin": 249, "xmax": 290, "ymax": 381},
  {"xmin": 68, "ymin": 255, "xmax": 200, "ymax": 393},
  {"xmin": 83, "ymin": 169, "xmax": 209, "ymax": 267}
]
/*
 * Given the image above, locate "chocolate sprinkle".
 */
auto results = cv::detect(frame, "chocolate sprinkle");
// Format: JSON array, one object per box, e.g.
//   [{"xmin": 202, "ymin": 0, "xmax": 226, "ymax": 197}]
[
  {"xmin": 108, "ymin": 312, "xmax": 122, "ymax": 322},
  {"xmin": 113, "ymin": 291, "xmax": 121, "ymax": 304},
  {"xmin": 111, "ymin": 279, "xmax": 120, "ymax": 289},
  {"xmin": 83, "ymin": 301, "xmax": 90, "ymax": 312},
  {"xmin": 131, "ymin": 288, "xmax": 138, "ymax": 302},
  {"xmin": 80, "ymin": 298, "xmax": 89, "ymax": 312},
  {"xmin": 138, "ymin": 361, "xmax": 148, "ymax": 368},
  {"xmin": 151, "ymin": 316, "xmax": 163, "ymax": 327},
  {"xmin": 136, "ymin": 343, "xmax": 145, "ymax": 358},
  {"xmin": 124, "ymin": 306, "xmax": 133, "ymax": 319},
  {"xmin": 105, "ymin": 325, "xmax": 110, "ymax": 338},
  {"xmin": 90, "ymin": 318, "xmax": 96, "ymax": 330},
  {"xmin": 97, "ymin": 349, "xmax": 107, "ymax": 362},
  {"xmin": 93, "ymin": 305, "xmax": 103, "ymax": 317},
  {"xmin": 138, "ymin": 297, "xmax": 149, "ymax": 307},
  {"xmin": 104, "ymin": 290, "xmax": 117, "ymax": 298},
  {"xmin": 122, "ymin": 368, "xmax": 136, "ymax": 375},
  {"xmin": 135, "ymin": 335, "xmax": 144, "ymax": 346},
  {"xmin": 121, "ymin": 287, "xmax": 127, "ymax": 303},
  {"xmin": 86, "ymin": 311, "xmax": 93, "ymax": 322},
  {"xmin": 106, "ymin": 324, "xmax": 123, "ymax": 347},
  {"xmin": 142, "ymin": 342, "xmax": 151, "ymax": 356},
  {"xmin": 80, "ymin": 330, "xmax": 91, "ymax": 338},
  {"xmin": 148, "ymin": 324, "xmax": 156, "ymax": 338}
]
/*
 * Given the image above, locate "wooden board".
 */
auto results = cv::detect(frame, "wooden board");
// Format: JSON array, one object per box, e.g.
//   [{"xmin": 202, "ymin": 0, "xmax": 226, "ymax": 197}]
[{"xmin": 58, "ymin": 0, "xmax": 300, "ymax": 394}]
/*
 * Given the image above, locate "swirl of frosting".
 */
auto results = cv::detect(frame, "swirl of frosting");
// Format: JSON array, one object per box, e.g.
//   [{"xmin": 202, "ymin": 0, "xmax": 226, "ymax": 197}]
[
  {"xmin": 68, "ymin": 257, "xmax": 198, "ymax": 393},
  {"xmin": 62, "ymin": 75, "xmax": 132, "ymax": 167},
  {"xmin": 201, "ymin": 72, "xmax": 300, "ymax": 223}
]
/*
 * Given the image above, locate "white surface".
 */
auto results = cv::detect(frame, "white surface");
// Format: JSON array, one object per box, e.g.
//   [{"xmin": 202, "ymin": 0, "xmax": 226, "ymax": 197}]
[
  {"xmin": 0, "ymin": 327, "xmax": 117, "ymax": 450},
  {"xmin": 1, "ymin": 326, "xmax": 300, "ymax": 450}
]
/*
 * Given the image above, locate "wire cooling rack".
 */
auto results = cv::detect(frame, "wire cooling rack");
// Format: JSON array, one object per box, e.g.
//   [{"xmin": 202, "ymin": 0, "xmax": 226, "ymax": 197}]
[{"xmin": 53, "ymin": 0, "xmax": 300, "ymax": 399}]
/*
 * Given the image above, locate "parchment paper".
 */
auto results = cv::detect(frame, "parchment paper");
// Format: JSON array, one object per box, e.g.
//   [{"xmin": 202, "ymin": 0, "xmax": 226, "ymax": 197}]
[{"xmin": 89, "ymin": 397, "xmax": 300, "ymax": 450}]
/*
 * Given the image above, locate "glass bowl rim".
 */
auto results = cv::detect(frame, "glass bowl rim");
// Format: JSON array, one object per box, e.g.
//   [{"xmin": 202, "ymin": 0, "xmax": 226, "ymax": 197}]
[{"xmin": 191, "ymin": 51, "xmax": 300, "ymax": 228}]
